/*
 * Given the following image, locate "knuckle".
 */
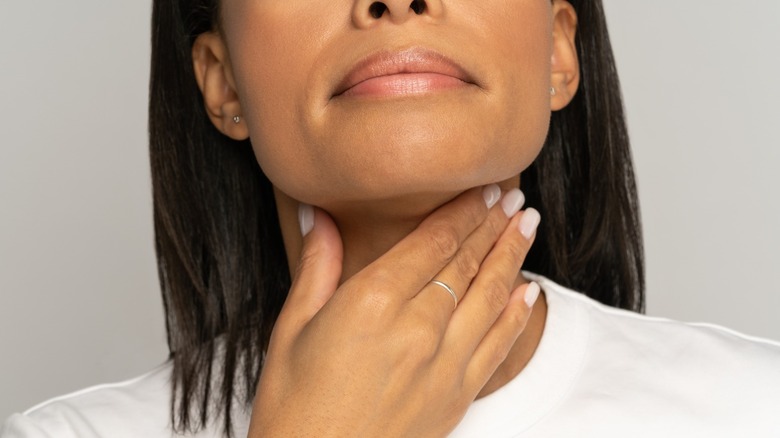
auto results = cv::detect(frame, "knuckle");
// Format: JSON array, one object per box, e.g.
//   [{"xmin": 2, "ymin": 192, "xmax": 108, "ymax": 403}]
[
  {"xmin": 511, "ymin": 305, "xmax": 531, "ymax": 327},
  {"xmin": 426, "ymin": 223, "xmax": 461, "ymax": 262},
  {"xmin": 502, "ymin": 302, "xmax": 531, "ymax": 333},
  {"xmin": 485, "ymin": 212, "xmax": 508, "ymax": 238},
  {"xmin": 413, "ymin": 325, "xmax": 440, "ymax": 359},
  {"xmin": 454, "ymin": 248, "xmax": 481, "ymax": 280},
  {"xmin": 482, "ymin": 276, "xmax": 509, "ymax": 316},
  {"xmin": 489, "ymin": 343, "xmax": 511, "ymax": 367},
  {"xmin": 292, "ymin": 246, "xmax": 319, "ymax": 282},
  {"xmin": 353, "ymin": 288, "xmax": 394, "ymax": 314},
  {"xmin": 464, "ymin": 195, "xmax": 489, "ymax": 225},
  {"xmin": 504, "ymin": 236, "xmax": 530, "ymax": 264},
  {"xmin": 367, "ymin": 265, "xmax": 395, "ymax": 287},
  {"xmin": 396, "ymin": 317, "xmax": 440, "ymax": 361}
]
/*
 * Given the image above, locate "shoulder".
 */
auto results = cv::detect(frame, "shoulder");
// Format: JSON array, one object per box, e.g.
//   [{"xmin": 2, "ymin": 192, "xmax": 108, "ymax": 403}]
[
  {"xmin": 530, "ymin": 273, "xmax": 780, "ymax": 428},
  {"xmin": 541, "ymin": 274, "xmax": 780, "ymax": 363},
  {"xmin": 1, "ymin": 362, "xmax": 175, "ymax": 438}
]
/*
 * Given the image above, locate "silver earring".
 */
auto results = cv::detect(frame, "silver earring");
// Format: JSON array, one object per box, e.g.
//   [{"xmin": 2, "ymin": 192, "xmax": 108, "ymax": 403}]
[
  {"xmin": 550, "ymin": 87, "xmax": 557, "ymax": 96},
  {"xmin": 233, "ymin": 115, "xmax": 241, "ymax": 124}
]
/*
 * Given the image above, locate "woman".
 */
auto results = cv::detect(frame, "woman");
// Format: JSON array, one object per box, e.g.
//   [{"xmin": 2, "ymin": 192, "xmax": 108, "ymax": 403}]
[{"xmin": 3, "ymin": 0, "xmax": 779, "ymax": 437}]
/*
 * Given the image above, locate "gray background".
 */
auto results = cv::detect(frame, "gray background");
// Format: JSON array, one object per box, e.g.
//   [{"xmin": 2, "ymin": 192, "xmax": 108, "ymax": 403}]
[{"xmin": 1, "ymin": 1, "xmax": 778, "ymax": 421}]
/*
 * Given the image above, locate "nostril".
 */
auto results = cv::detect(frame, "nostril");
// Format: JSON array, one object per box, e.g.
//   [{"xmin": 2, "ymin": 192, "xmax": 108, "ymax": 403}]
[
  {"xmin": 369, "ymin": 2, "xmax": 387, "ymax": 19},
  {"xmin": 410, "ymin": 0, "xmax": 426, "ymax": 14}
]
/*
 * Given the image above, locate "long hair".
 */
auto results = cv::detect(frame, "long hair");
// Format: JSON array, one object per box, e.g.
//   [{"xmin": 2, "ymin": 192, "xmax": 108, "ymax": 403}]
[{"xmin": 149, "ymin": 0, "xmax": 644, "ymax": 436}]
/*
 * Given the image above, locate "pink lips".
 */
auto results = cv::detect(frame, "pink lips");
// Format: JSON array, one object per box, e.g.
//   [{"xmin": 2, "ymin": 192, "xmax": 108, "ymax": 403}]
[{"xmin": 332, "ymin": 48, "xmax": 476, "ymax": 98}]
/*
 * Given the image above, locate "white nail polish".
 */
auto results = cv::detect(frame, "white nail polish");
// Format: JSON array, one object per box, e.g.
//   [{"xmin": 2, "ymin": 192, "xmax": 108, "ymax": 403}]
[
  {"xmin": 501, "ymin": 189, "xmax": 525, "ymax": 217},
  {"xmin": 483, "ymin": 184, "xmax": 501, "ymax": 209},
  {"xmin": 524, "ymin": 282, "xmax": 541, "ymax": 308},
  {"xmin": 518, "ymin": 208, "xmax": 541, "ymax": 239},
  {"xmin": 298, "ymin": 204, "xmax": 314, "ymax": 236}
]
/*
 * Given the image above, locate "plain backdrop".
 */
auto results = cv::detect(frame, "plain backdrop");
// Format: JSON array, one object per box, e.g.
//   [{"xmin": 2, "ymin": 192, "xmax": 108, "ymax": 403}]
[{"xmin": 1, "ymin": 0, "xmax": 778, "ymax": 422}]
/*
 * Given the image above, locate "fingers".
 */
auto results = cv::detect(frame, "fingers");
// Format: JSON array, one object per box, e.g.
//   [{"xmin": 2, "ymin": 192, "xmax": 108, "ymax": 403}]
[
  {"xmin": 411, "ymin": 188, "xmax": 526, "ymax": 331},
  {"xmin": 462, "ymin": 281, "xmax": 541, "ymax": 395},
  {"xmin": 276, "ymin": 205, "xmax": 344, "ymax": 340},
  {"xmin": 366, "ymin": 185, "xmax": 500, "ymax": 298},
  {"xmin": 444, "ymin": 208, "xmax": 541, "ymax": 359}
]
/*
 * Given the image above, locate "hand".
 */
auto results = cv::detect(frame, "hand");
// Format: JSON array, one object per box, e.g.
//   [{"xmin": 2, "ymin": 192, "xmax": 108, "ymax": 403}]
[{"xmin": 248, "ymin": 185, "xmax": 541, "ymax": 438}]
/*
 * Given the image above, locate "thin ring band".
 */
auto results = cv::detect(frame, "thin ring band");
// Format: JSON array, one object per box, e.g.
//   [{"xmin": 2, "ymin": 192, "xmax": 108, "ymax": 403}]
[{"xmin": 431, "ymin": 280, "xmax": 458, "ymax": 310}]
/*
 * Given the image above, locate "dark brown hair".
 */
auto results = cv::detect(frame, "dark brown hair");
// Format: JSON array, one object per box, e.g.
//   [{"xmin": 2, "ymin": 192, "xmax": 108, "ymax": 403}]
[{"xmin": 149, "ymin": 1, "xmax": 644, "ymax": 436}]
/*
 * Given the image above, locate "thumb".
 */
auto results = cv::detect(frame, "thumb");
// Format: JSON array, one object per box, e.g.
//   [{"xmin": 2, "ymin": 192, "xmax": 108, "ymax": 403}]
[{"xmin": 279, "ymin": 203, "xmax": 344, "ymax": 330}]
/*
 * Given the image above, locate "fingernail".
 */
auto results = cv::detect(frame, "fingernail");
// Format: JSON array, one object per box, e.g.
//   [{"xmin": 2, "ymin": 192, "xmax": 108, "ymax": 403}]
[
  {"xmin": 518, "ymin": 208, "xmax": 541, "ymax": 240},
  {"xmin": 524, "ymin": 282, "xmax": 541, "ymax": 308},
  {"xmin": 482, "ymin": 184, "xmax": 501, "ymax": 209},
  {"xmin": 298, "ymin": 203, "xmax": 314, "ymax": 237},
  {"xmin": 501, "ymin": 189, "xmax": 525, "ymax": 217}
]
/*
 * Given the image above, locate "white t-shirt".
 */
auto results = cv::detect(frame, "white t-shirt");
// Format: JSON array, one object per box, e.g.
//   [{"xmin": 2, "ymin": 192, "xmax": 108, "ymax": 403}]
[{"xmin": 3, "ymin": 273, "xmax": 780, "ymax": 437}]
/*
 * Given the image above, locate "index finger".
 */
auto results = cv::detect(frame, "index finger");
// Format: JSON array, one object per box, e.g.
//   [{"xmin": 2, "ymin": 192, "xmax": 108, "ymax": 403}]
[{"xmin": 363, "ymin": 184, "xmax": 501, "ymax": 299}]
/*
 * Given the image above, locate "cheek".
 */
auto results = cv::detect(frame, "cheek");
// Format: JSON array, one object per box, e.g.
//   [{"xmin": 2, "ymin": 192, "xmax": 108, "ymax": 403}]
[
  {"xmin": 224, "ymin": 3, "xmax": 332, "ymax": 191},
  {"xmin": 466, "ymin": 3, "xmax": 553, "ymax": 177}
]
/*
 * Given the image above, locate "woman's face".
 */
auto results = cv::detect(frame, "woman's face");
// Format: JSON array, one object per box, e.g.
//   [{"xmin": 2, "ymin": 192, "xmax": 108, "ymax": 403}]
[{"xmin": 209, "ymin": 0, "xmax": 577, "ymax": 207}]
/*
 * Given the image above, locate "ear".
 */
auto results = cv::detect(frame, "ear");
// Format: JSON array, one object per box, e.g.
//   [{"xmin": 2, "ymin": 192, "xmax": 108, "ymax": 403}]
[
  {"xmin": 550, "ymin": 0, "xmax": 580, "ymax": 111},
  {"xmin": 192, "ymin": 32, "xmax": 249, "ymax": 140}
]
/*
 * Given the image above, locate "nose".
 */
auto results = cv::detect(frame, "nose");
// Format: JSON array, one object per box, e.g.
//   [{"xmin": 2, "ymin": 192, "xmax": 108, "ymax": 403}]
[{"xmin": 352, "ymin": 0, "xmax": 443, "ymax": 27}]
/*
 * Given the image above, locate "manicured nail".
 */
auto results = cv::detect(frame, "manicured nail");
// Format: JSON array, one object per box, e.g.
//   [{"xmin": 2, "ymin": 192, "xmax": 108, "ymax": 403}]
[
  {"xmin": 298, "ymin": 203, "xmax": 314, "ymax": 237},
  {"xmin": 518, "ymin": 208, "xmax": 541, "ymax": 240},
  {"xmin": 524, "ymin": 282, "xmax": 541, "ymax": 308},
  {"xmin": 501, "ymin": 188, "xmax": 525, "ymax": 217},
  {"xmin": 482, "ymin": 184, "xmax": 501, "ymax": 209}
]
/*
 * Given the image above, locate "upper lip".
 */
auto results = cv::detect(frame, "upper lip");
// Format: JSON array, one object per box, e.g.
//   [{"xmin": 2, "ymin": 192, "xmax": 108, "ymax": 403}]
[{"xmin": 332, "ymin": 47, "xmax": 476, "ymax": 97}]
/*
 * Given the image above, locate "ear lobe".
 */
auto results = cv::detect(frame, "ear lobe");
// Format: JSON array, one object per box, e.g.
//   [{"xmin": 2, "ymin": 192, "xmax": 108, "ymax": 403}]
[
  {"xmin": 550, "ymin": 0, "xmax": 580, "ymax": 111},
  {"xmin": 192, "ymin": 32, "xmax": 249, "ymax": 140}
]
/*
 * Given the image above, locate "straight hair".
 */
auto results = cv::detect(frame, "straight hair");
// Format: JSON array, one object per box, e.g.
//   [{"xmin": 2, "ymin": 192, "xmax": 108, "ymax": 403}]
[{"xmin": 149, "ymin": 0, "xmax": 644, "ymax": 436}]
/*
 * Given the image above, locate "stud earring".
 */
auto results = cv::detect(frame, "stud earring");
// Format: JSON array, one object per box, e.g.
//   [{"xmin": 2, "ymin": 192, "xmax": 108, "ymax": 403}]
[
  {"xmin": 550, "ymin": 87, "xmax": 557, "ymax": 96},
  {"xmin": 233, "ymin": 115, "xmax": 241, "ymax": 124}
]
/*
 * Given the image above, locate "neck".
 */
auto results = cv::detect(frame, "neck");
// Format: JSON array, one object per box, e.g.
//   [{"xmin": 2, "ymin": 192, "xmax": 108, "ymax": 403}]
[{"xmin": 272, "ymin": 176, "xmax": 547, "ymax": 399}]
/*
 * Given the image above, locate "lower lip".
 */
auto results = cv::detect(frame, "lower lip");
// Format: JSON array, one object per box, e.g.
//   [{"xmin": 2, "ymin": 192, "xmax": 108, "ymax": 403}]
[{"xmin": 340, "ymin": 73, "xmax": 469, "ymax": 98}]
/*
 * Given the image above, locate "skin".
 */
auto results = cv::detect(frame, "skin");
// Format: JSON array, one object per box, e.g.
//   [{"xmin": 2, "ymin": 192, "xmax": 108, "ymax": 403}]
[{"xmin": 192, "ymin": 0, "xmax": 580, "ymax": 434}]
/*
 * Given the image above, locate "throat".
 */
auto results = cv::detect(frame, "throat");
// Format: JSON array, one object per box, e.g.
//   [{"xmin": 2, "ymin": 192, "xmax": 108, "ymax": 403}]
[{"xmin": 333, "ymin": 212, "xmax": 424, "ymax": 284}]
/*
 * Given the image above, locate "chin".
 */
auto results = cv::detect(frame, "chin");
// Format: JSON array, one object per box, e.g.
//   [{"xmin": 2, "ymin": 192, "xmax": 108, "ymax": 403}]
[
  {"xmin": 309, "ymin": 103, "xmax": 500, "ymax": 181},
  {"xmin": 274, "ymin": 144, "xmax": 525, "ymax": 210}
]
